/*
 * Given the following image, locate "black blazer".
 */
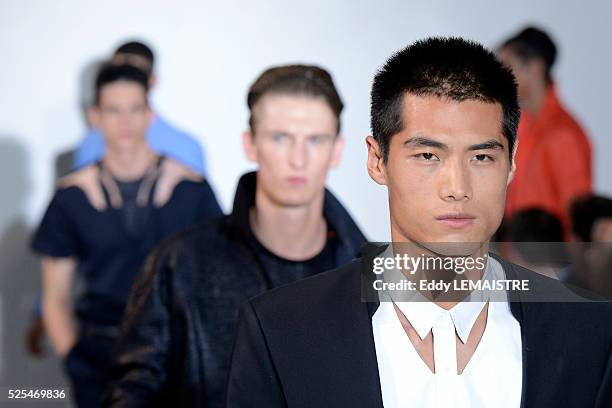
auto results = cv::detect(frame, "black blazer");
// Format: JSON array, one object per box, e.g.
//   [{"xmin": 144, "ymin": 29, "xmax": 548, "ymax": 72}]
[{"xmin": 226, "ymin": 249, "xmax": 612, "ymax": 408}]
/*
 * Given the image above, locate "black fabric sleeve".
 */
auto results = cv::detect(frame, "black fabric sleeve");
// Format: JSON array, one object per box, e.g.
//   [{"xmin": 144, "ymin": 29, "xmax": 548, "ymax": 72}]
[
  {"xmin": 105, "ymin": 243, "xmax": 177, "ymax": 407},
  {"xmin": 31, "ymin": 191, "xmax": 80, "ymax": 258},
  {"xmin": 225, "ymin": 301, "xmax": 286, "ymax": 408}
]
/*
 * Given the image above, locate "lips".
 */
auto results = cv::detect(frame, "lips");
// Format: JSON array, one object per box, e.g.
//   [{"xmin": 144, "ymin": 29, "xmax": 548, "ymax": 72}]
[
  {"xmin": 287, "ymin": 177, "xmax": 307, "ymax": 186},
  {"xmin": 435, "ymin": 212, "xmax": 476, "ymax": 229}
]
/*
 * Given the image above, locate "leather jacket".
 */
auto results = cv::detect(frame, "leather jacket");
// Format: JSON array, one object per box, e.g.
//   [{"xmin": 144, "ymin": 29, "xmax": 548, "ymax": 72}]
[{"xmin": 106, "ymin": 172, "xmax": 367, "ymax": 407}]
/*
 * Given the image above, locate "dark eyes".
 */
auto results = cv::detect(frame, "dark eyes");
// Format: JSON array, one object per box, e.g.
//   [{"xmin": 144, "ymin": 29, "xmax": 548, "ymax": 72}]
[
  {"xmin": 472, "ymin": 154, "xmax": 494, "ymax": 162},
  {"xmin": 413, "ymin": 153, "xmax": 494, "ymax": 162},
  {"xmin": 272, "ymin": 134, "xmax": 328, "ymax": 144},
  {"xmin": 414, "ymin": 152, "xmax": 439, "ymax": 161},
  {"xmin": 103, "ymin": 106, "xmax": 145, "ymax": 114}
]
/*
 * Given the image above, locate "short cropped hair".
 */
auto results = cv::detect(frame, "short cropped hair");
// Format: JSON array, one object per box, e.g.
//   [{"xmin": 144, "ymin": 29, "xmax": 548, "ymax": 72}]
[
  {"xmin": 94, "ymin": 63, "xmax": 149, "ymax": 106},
  {"xmin": 505, "ymin": 208, "xmax": 566, "ymax": 266},
  {"xmin": 371, "ymin": 37, "xmax": 520, "ymax": 162},
  {"xmin": 506, "ymin": 208, "xmax": 564, "ymax": 242},
  {"xmin": 247, "ymin": 64, "xmax": 343, "ymax": 133},
  {"xmin": 501, "ymin": 27, "xmax": 557, "ymax": 82},
  {"xmin": 570, "ymin": 194, "xmax": 612, "ymax": 242}
]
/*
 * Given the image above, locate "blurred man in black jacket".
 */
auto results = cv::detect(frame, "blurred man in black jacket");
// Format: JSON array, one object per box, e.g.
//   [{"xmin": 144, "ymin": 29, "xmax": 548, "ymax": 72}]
[{"xmin": 106, "ymin": 65, "xmax": 366, "ymax": 407}]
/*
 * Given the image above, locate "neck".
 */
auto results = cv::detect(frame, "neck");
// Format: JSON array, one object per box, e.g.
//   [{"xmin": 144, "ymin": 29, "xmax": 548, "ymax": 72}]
[
  {"xmin": 523, "ymin": 81, "xmax": 550, "ymax": 116},
  {"xmin": 250, "ymin": 186, "xmax": 327, "ymax": 261},
  {"xmin": 103, "ymin": 141, "xmax": 156, "ymax": 181},
  {"xmin": 390, "ymin": 226, "xmax": 490, "ymax": 310}
]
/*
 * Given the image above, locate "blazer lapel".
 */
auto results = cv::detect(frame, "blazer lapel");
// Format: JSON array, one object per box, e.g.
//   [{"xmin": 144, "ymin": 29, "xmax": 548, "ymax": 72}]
[
  {"xmin": 495, "ymin": 255, "xmax": 538, "ymax": 408},
  {"xmin": 344, "ymin": 295, "xmax": 384, "ymax": 408},
  {"xmin": 353, "ymin": 244, "xmax": 390, "ymax": 407}
]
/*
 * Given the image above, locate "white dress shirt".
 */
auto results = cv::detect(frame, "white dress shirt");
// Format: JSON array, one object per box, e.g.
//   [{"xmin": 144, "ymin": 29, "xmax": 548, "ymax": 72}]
[{"xmin": 372, "ymin": 254, "xmax": 523, "ymax": 408}]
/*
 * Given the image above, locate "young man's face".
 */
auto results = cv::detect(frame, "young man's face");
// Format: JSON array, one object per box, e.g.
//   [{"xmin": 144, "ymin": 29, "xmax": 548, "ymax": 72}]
[
  {"xmin": 497, "ymin": 47, "xmax": 542, "ymax": 104},
  {"xmin": 593, "ymin": 218, "xmax": 612, "ymax": 243},
  {"xmin": 243, "ymin": 94, "xmax": 343, "ymax": 207},
  {"xmin": 90, "ymin": 81, "xmax": 152, "ymax": 152},
  {"xmin": 367, "ymin": 94, "xmax": 514, "ymax": 249}
]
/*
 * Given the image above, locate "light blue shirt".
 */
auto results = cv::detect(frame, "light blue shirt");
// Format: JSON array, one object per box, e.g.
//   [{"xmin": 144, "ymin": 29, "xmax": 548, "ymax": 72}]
[{"xmin": 73, "ymin": 113, "xmax": 207, "ymax": 175}]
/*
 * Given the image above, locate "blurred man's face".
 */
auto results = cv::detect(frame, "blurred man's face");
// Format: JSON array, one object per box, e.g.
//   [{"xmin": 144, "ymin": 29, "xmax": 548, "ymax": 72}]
[
  {"xmin": 243, "ymin": 94, "xmax": 343, "ymax": 207},
  {"xmin": 498, "ymin": 47, "xmax": 542, "ymax": 104},
  {"xmin": 367, "ymin": 94, "xmax": 514, "ymax": 253},
  {"xmin": 91, "ymin": 81, "xmax": 151, "ymax": 152},
  {"xmin": 593, "ymin": 218, "xmax": 612, "ymax": 243}
]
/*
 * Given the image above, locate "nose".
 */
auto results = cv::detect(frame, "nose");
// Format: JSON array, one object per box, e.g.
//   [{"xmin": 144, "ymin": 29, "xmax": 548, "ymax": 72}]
[
  {"xmin": 117, "ymin": 109, "xmax": 134, "ymax": 127},
  {"xmin": 288, "ymin": 138, "xmax": 307, "ymax": 169},
  {"xmin": 439, "ymin": 158, "xmax": 472, "ymax": 202}
]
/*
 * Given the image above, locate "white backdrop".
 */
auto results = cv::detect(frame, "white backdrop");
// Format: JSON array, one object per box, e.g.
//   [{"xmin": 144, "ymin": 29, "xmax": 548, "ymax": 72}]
[
  {"xmin": 0, "ymin": 0, "xmax": 610, "ymax": 390},
  {"xmin": 1, "ymin": 0, "xmax": 611, "ymax": 241}
]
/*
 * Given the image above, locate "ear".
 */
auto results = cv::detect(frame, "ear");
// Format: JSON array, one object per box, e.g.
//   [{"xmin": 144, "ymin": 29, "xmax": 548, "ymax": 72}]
[
  {"xmin": 507, "ymin": 138, "xmax": 518, "ymax": 186},
  {"xmin": 328, "ymin": 135, "xmax": 345, "ymax": 169},
  {"xmin": 366, "ymin": 135, "xmax": 388, "ymax": 185},
  {"xmin": 87, "ymin": 106, "xmax": 101, "ymax": 129},
  {"xmin": 148, "ymin": 74, "xmax": 157, "ymax": 90},
  {"xmin": 242, "ymin": 130, "xmax": 257, "ymax": 162}
]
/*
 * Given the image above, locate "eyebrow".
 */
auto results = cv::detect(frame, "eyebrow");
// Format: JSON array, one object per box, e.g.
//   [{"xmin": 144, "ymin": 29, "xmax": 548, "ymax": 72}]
[
  {"xmin": 467, "ymin": 139, "xmax": 505, "ymax": 151},
  {"xmin": 403, "ymin": 136, "xmax": 447, "ymax": 149},
  {"xmin": 403, "ymin": 136, "xmax": 504, "ymax": 151},
  {"xmin": 268, "ymin": 130, "xmax": 335, "ymax": 138}
]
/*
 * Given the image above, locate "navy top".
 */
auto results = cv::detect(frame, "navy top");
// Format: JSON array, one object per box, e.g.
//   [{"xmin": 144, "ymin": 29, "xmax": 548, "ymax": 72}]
[{"xmin": 31, "ymin": 170, "xmax": 222, "ymax": 326}]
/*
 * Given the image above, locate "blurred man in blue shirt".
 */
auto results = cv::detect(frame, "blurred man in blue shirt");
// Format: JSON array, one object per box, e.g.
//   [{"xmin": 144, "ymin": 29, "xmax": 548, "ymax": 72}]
[
  {"xmin": 74, "ymin": 40, "xmax": 207, "ymax": 175},
  {"xmin": 24, "ymin": 41, "xmax": 208, "ymax": 360}
]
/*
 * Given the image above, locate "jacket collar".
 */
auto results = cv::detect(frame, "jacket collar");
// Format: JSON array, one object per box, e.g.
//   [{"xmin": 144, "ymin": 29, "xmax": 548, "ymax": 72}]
[
  {"xmin": 521, "ymin": 83, "xmax": 563, "ymax": 128},
  {"xmin": 227, "ymin": 171, "xmax": 365, "ymax": 258},
  {"xmin": 357, "ymin": 246, "xmax": 537, "ymax": 408},
  {"xmin": 358, "ymin": 244, "xmax": 527, "ymax": 323}
]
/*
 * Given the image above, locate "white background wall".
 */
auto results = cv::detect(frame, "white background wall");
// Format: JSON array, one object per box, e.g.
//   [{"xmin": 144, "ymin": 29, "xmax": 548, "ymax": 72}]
[
  {"xmin": 1, "ymin": 0, "xmax": 611, "ymax": 240},
  {"xmin": 0, "ymin": 0, "xmax": 610, "ymax": 387}
]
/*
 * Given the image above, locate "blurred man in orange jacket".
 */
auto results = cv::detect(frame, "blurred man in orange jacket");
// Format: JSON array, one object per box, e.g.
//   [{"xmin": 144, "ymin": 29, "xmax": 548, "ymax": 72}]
[{"xmin": 498, "ymin": 27, "xmax": 592, "ymax": 236}]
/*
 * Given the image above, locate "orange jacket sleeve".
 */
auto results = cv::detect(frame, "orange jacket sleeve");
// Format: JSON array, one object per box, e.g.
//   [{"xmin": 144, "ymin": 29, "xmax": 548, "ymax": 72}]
[{"xmin": 542, "ymin": 127, "xmax": 592, "ymax": 226}]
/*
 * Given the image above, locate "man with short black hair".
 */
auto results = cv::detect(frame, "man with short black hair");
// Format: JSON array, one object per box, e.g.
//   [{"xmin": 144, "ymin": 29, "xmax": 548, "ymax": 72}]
[
  {"xmin": 571, "ymin": 194, "xmax": 612, "ymax": 243},
  {"xmin": 226, "ymin": 38, "xmax": 611, "ymax": 408},
  {"xmin": 568, "ymin": 194, "xmax": 612, "ymax": 297},
  {"xmin": 498, "ymin": 27, "xmax": 592, "ymax": 236},
  {"xmin": 106, "ymin": 64, "xmax": 366, "ymax": 408},
  {"xmin": 31, "ymin": 63, "xmax": 222, "ymax": 407},
  {"xmin": 504, "ymin": 208, "xmax": 566, "ymax": 279}
]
